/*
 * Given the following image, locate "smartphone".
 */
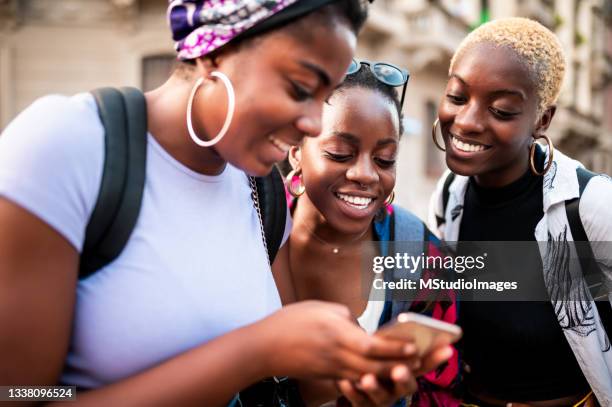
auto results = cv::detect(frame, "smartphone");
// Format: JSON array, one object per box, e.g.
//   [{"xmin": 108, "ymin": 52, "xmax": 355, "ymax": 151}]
[{"xmin": 376, "ymin": 312, "xmax": 462, "ymax": 356}]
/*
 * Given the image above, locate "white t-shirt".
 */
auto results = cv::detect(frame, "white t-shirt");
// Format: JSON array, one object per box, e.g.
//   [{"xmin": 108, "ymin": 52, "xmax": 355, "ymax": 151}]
[{"xmin": 0, "ymin": 93, "xmax": 288, "ymax": 388}]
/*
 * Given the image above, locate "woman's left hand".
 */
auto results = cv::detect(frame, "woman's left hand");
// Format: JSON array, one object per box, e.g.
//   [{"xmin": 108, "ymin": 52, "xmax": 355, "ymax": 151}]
[
  {"xmin": 336, "ymin": 365, "xmax": 415, "ymax": 407},
  {"xmin": 335, "ymin": 344, "xmax": 454, "ymax": 406}
]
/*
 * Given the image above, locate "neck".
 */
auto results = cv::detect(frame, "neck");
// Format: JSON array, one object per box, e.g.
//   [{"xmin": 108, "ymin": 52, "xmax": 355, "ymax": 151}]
[
  {"xmin": 292, "ymin": 194, "xmax": 372, "ymax": 248},
  {"xmin": 474, "ymin": 151, "xmax": 530, "ymax": 188},
  {"xmin": 145, "ymin": 75, "xmax": 227, "ymax": 175}
]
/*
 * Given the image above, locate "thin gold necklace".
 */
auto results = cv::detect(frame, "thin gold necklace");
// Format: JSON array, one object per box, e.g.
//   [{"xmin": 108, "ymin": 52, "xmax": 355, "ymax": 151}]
[{"xmin": 302, "ymin": 222, "xmax": 370, "ymax": 254}]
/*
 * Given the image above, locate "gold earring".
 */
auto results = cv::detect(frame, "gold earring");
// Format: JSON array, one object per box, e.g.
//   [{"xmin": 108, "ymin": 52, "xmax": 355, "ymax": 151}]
[
  {"xmin": 432, "ymin": 118, "xmax": 446, "ymax": 152},
  {"xmin": 286, "ymin": 169, "xmax": 305, "ymax": 197},
  {"xmin": 384, "ymin": 191, "xmax": 395, "ymax": 205},
  {"xmin": 529, "ymin": 134, "xmax": 555, "ymax": 176}
]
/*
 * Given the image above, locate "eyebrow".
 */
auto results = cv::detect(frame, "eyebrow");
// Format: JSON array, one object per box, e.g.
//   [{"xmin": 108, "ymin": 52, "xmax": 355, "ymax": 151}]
[
  {"xmin": 450, "ymin": 73, "xmax": 526, "ymax": 100},
  {"xmin": 332, "ymin": 132, "xmax": 399, "ymax": 147},
  {"xmin": 332, "ymin": 132, "xmax": 360, "ymax": 145},
  {"xmin": 299, "ymin": 61, "xmax": 331, "ymax": 87}
]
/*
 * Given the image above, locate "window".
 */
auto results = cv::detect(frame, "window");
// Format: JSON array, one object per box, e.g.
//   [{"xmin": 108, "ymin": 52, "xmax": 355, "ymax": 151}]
[
  {"xmin": 142, "ymin": 54, "xmax": 176, "ymax": 92},
  {"xmin": 425, "ymin": 101, "xmax": 445, "ymax": 178}
]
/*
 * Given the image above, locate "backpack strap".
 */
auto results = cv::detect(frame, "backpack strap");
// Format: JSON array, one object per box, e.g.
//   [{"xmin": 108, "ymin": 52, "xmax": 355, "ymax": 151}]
[
  {"xmin": 436, "ymin": 172, "xmax": 456, "ymax": 227},
  {"xmin": 80, "ymin": 87, "xmax": 147, "ymax": 279},
  {"xmin": 565, "ymin": 167, "xmax": 611, "ymax": 337},
  {"xmin": 393, "ymin": 205, "xmax": 426, "ymax": 244},
  {"xmin": 254, "ymin": 166, "xmax": 287, "ymax": 264},
  {"xmin": 388, "ymin": 206, "xmax": 427, "ymax": 318}
]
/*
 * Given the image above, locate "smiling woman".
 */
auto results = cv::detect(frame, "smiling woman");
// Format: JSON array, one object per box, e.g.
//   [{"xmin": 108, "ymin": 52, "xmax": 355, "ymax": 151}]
[
  {"xmin": 429, "ymin": 17, "xmax": 612, "ymax": 407},
  {"xmin": 276, "ymin": 60, "xmax": 457, "ymax": 407}
]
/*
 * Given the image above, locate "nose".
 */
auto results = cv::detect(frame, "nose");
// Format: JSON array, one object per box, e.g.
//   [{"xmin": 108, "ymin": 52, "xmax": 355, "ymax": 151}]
[
  {"xmin": 295, "ymin": 101, "xmax": 323, "ymax": 139},
  {"xmin": 346, "ymin": 155, "xmax": 379, "ymax": 187},
  {"xmin": 453, "ymin": 101, "xmax": 486, "ymax": 135}
]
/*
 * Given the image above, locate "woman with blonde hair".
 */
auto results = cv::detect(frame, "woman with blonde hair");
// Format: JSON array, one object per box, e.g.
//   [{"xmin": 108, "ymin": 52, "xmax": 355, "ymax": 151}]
[{"xmin": 429, "ymin": 17, "xmax": 611, "ymax": 406}]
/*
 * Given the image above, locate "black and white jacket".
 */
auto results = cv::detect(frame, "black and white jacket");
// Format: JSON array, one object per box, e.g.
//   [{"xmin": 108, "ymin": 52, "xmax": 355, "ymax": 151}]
[{"xmin": 428, "ymin": 148, "xmax": 612, "ymax": 405}]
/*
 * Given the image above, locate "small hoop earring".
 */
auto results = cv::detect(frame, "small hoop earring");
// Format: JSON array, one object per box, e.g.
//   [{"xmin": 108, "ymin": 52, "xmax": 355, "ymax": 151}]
[
  {"xmin": 432, "ymin": 118, "xmax": 446, "ymax": 152},
  {"xmin": 286, "ymin": 169, "xmax": 305, "ymax": 197},
  {"xmin": 384, "ymin": 191, "xmax": 395, "ymax": 206},
  {"xmin": 530, "ymin": 134, "xmax": 555, "ymax": 176},
  {"xmin": 186, "ymin": 71, "xmax": 235, "ymax": 147}
]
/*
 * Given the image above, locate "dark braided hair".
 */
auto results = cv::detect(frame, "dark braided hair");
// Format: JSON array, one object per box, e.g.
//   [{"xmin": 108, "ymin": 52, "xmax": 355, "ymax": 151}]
[{"xmin": 333, "ymin": 65, "xmax": 405, "ymax": 136}]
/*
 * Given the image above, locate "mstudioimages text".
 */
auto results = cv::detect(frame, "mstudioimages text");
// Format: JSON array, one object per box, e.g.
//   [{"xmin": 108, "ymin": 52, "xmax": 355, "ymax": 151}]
[
  {"xmin": 372, "ymin": 252, "xmax": 487, "ymax": 274},
  {"xmin": 373, "ymin": 278, "xmax": 519, "ymax": 292}
]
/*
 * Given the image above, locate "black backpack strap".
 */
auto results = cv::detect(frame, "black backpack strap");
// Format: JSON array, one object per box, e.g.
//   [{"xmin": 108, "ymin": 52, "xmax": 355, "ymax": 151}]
[
  {"xmin": 255, "ymin": 165, "xmax": 287, "ymax": 264},
  {"xmin": 565, "ymin": 167, "xmax": 611, "ymax": 337},
  {"xmin": 436, "ymin": 172, "xmax": 456, "ymax": 227},
  {"xmin": 80, "ymin": 87, "xmax": 147, "ymax": 279}
]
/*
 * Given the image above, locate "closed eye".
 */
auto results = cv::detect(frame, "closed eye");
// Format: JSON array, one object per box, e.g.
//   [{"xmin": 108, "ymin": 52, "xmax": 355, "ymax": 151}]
[
  {"xmin": 489, "ymin": 107, "xmax": 519, "ymax": 120},
  {"xmin": 375, "ymin": 158, "xmax": 396, "ymax": 168},
  {"xmin": 446, "ymin": 94, "xmax": 466, "ymax": 104},
  {"xmin": 324, "ymin": 151, "xmax": 352, "ymax": 162},
  {"xmin": 291, "ymin": 82, "xmax": 314, "ymax": 102}
]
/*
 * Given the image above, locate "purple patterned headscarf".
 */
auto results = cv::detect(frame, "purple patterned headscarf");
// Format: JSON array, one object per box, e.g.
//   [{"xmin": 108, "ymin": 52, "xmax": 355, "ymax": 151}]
[{"xmin": 168, "ymin": 0, "xmax": 299, "ymax": 60}]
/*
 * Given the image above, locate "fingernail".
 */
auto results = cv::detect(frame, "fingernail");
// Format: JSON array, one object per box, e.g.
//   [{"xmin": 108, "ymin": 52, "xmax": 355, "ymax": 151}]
[
  {"xmin": 403, "ymin": 343, "xmax": 416, "ymax": 355},
  {"xmin": 391, "ymin": 365, "xmax": 409, "ymax": 381},
  {"xmin": 361, "ymin": 373, "xmax": 376, "ymax": 389},
  {"xmin": 442, "ymin": 346, "xmax": 453, "ymax": 359}
]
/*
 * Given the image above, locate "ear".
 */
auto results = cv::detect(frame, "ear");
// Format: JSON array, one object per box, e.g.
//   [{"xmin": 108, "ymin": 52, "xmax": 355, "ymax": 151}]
[
  {"xmin": 196, "ymin": 42, "xmax": 242, "ymax": 72},
  {"xmin": 195, "ymin": 57, "xmax": 217, "ymax": 76},
  {"xmin": 288, "ymin": 146, "xmax": 302, "ymax": 171},
  {"xmin": 535, "ymin": 105, "xmax": 556, "ymax": 136}
]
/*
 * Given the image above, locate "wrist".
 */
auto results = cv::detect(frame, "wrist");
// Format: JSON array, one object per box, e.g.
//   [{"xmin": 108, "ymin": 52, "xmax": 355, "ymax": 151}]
[{"xmin": 242, "ymin": 318, "xmax": 277, "ymax": 379}]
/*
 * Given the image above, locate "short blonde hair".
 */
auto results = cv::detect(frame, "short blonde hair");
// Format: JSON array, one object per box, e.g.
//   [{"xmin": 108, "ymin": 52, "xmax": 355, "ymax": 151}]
[{"xmin": 449, "ymin": 17, "xmax": 566, "ymax": 114}]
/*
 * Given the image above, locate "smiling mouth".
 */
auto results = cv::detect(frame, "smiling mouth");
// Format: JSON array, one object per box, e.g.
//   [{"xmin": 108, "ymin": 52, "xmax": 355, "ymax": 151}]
[
  {"xmin": 450, "ymin": 134, "xmax": 491, "ymax": 153},
  {"xmin": 335, "ymin": 193, "xmax": 375, "ymax": 210},
  {"xmin": 268, "ymin": 135, "xmax": 294, "ymax": 153}
]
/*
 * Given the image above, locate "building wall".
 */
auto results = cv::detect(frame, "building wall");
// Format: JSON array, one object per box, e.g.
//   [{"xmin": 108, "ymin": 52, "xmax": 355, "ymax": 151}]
[
  {"xmin": 0, "ymin": 0, "xmax": 172, "ymax": 129},
  {"xmin": 0, "ymin": 0, "xmax": 610, "ymax": 219}
]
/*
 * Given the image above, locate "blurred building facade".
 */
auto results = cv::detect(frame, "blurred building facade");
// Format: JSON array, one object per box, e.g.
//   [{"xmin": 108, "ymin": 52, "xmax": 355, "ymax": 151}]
[
  {"xmin": 0, "ymin": 0, "xmax": 610, "ymax": 217},
  {"xmin": 359, "ymin": 0, "xmax": 612, "ymax": 216}
]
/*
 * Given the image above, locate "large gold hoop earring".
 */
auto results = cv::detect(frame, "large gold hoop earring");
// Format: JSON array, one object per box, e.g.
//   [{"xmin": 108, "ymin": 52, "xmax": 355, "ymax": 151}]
[
  {"xmin": 286, "ymin": 169, "xmax": 305, "ymax": 197},
  {"xmin": 384, "ymin": 191, "xmax": 395, "ymax": 206},
  {"xmin": 530, "ymin": 134, "xmax": 555, "ymax": 176},
  {"xmin": 432, "ymin": 118, "xmax": 446, "ymax": 152}
]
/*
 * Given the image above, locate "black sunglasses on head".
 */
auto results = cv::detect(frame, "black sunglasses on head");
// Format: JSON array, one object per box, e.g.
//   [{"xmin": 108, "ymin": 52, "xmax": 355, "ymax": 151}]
[{"xmin": 347, "ymin": 59, "xmax": 409, "ymax": 111}]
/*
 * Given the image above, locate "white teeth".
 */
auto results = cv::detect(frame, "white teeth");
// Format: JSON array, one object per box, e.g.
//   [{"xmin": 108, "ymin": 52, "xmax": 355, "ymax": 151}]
[
  {"xmin": 336, "ymin": 193, "xmax": 373, "ymax": 209},
  {"xmin": 452, "ymin": 136, "xmax": 486, "ymax": 153},
  {"xmin": 269, "ymin": 135, "xmax": 291, "ymax": 153}
]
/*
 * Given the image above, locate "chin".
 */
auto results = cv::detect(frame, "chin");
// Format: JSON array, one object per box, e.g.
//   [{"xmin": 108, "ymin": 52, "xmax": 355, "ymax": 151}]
[
  {"xmin": 446, "ymin": 156, "xmax": 480, "ymax": 177},
  {"xmin": 227, "ymin": 155, "xmax": 275, "ymax": 177},
  {"xmin": 330, "ymin": 212, "xmax": 376, "ymax": 236},
  {"xmin": 242, "ymin": 163, "xmax": 274, "ymax": 177}
]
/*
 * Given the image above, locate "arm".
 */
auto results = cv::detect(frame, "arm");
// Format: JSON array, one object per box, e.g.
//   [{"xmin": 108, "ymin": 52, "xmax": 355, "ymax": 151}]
[{"xmin": 0, "ymin": 199, "xmax": 269, "ymax": 407}]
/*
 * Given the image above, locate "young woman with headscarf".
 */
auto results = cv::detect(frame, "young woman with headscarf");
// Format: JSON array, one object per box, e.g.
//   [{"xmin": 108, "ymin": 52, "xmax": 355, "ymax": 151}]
[{"xmin": 0, "ymin": 1, "xmax": 449, "ymax": 405}]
